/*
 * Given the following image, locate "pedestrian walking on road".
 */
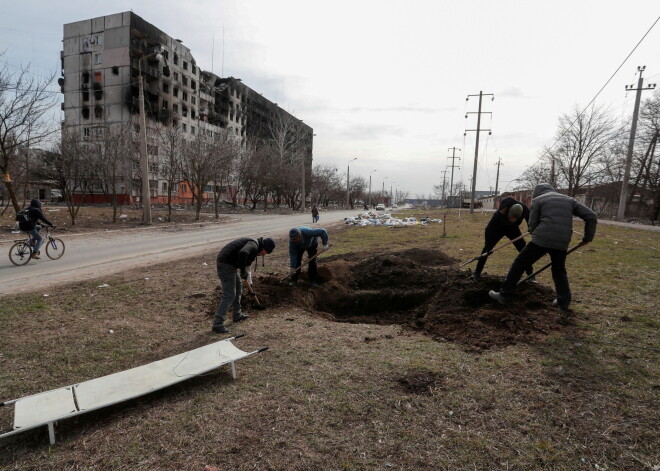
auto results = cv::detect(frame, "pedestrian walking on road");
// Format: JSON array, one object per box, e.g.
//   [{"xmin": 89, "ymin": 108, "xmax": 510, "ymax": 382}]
[
  {"xmin": 289, "ymin": 226, "xmax": 329, "ymax": 286},
  {"xmin": 212, "ymin": 237, "xmax": 276, "ymax": 334},
  {"xmin": 473, "ymin": 197, "xmax": 533, "ymax": 279},
  {"xmin": 488, "ymin": 184, "xmax": 597, "ymax": 315},
  {"xmin": 311, "ymin": 206, "xmax": 320, "ymax": 223}
]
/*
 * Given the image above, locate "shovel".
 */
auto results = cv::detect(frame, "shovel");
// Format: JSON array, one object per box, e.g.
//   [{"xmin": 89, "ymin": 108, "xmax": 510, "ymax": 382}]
[
  {"xmin": 281, "ymin": 245, "xmax": 330, "ymax": 283},
  {"xmin": 517, "ymin": 242, "xmax": 583, "ymax": 285},
  {"xmin": 242, "ymin": 279, "xmax": 264, "ymax": 309},
  {"xmin": 460, "ymin": 232, "xmax": 530, "ymax": 267}
]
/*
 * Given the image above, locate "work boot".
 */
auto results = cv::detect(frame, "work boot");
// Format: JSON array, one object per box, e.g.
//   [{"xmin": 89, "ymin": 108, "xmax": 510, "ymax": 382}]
[
  {"xmin": 212, "ymin": 325, "xmax": 229, "ymax": 334},
  {"xmin": 31, "ymin": 252, "xmax": 41, "ymax": 260},
  {"xmin": 470, "ymin": 273, "xmax": 481, "ymax": 281},
  {"xmin": 528, "ymin": 276, "xmax": 538, "ymax": 283},
  {"xmin": 233, "ymin": 314, "xmax": 249, "ymax": 322},
  {"xmin": 488, "ymin": 290, "xmax": 509, "ymax": 305}
]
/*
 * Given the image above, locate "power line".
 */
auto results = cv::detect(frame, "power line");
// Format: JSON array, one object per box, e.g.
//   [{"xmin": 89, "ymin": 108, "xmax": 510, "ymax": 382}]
[{"xmin": 514, "ymin": 15, "xmax": 660, "ymax": 182}]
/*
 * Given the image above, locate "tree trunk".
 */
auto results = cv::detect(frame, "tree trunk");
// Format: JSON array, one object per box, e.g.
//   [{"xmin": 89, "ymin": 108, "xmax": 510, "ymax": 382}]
[{"xmin": 3, "ymin": 179, "xmax": 21, "ymax": 212}]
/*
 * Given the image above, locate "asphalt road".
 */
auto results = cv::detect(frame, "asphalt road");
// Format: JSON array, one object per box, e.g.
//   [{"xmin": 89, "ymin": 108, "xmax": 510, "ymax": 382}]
[{"xmin": 0, "ymin": 210, "xmax": 357, "ymax": 295}]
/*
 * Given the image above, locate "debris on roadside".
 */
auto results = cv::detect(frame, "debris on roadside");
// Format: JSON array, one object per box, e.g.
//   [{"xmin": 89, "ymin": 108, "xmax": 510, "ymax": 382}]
[{"xmin": 344, "ymin": 212, "xmax": 441, "ymax": 227}]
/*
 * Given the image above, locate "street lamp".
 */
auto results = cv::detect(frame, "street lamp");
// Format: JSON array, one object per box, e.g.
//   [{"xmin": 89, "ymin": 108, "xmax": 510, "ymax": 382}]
[
  {"xmin": 381, "ymin": 176, "xmax": 388, "ymax": 204},
  {"xmin": 368, "ymin": 169, "xmax": 377, "ymax": 209},
  {"xmin": 137, "ymin": 46, "xmax": 167, "ymax": 225},
  {"xmin": 390, "ymin": 181, "xmax": 396, "ymax": 207},
  {"xmin": 346, "ymin": 157, "xmax": 357, "ymax": 208}
]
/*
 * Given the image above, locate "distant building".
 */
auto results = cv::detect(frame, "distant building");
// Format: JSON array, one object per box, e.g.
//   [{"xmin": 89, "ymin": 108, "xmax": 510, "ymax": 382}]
[{"xmin": 61, "ymin": 11, "xmax": 313, "ymax": 204}]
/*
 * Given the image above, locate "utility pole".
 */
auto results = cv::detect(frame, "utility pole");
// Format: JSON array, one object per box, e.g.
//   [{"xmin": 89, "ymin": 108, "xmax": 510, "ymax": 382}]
[
  {"xmin": 616, "ymin": 66, "xmax": 656, "ymax": 220},
  {"xmin": 381, "ymin": 177, "xmax": 388, "ymax": 204},
  {"xmin": 368, "ymin": 169, "xmax": 377, "ymax": 208},
  {"xmin": 494, "ymin": 157, "xmax": 503, "ymax": 195},
  {"xmin": 138, "ymin": 60, "xmax": 152, "ymax": 225},
  {"xmin": 346, "ymin": 158, "xmax": 357, "ymax": 208},
  {"xmin": 440, "ymin": 169, "xmax": 448, "ymax": 207},
  {"xmin": 447, "ymin": 146, "xmax": 461, "ymax": 208},
  {"xmin": 465, "ymin": 91, "xmax": 494, "ymax": 213},
  {"xmin": 550, "ymin": 156, "xmax": 556, "ymax": 188}
]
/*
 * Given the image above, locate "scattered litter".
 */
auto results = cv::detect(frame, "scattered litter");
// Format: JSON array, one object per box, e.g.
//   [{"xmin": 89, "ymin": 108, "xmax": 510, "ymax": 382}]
[
  {"xmin": 97, "ymin": 284, "xmax": 110, "ymax": 288},
  {"xmin": 344, "ymin": 212, "xmax": 441, "ymax": 227},
  {"xmin": 144, "ymin": 277, "xmax": 150, "ymax": 280},
  {"xmin": 11, "ymin": 231, "xmax": 20, "ymax": 234},
  {"xmin": 118, "ymin": 214, "xmax": 128, "ymax": 220},
  {"xmin": 43, "ymin": 294, "xmax": 49, "ymax": 297},
  {"xmin": 108, "ymin": 329, "xmax": 114, "ymax": 334},
  {"xmin": 157, "ymin": 217, "xmax": 164, "ymax": 222},
  {"xmin": 202, "ymin": 262, "xmax": 208, "ymax": 266}
]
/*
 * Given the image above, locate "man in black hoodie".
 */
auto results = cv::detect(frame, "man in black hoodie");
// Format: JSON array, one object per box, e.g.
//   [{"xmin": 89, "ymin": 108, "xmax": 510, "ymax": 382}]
[
  {"xmin": 489, "ymin": 184, "xmax": 597, "ymax": 313},
  {"xmin": 212, "ymin": 237, "xmax": 276, "ymax": 334},
  {"xmin": 18, "ymin": 199, "xmax": 55, "ymax": 260},
  {"xmin": 473, "ymin": 197, "xmax": 533, "ymax": 279}
]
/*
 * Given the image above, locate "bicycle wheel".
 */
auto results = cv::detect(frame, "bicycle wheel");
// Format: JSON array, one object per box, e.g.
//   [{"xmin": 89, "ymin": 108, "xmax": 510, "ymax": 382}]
[
  {"xmin": 9, "ymin": 241, "xmax": 32, "ymax": 266},
  {"xmin": 46, "ymin": 238, "xmax": 66, "ymax": 260}
]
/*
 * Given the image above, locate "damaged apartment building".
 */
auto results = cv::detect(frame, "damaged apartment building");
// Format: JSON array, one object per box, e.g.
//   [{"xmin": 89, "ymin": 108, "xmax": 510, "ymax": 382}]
[{"xmin": 60, "ymin": 11, "xmax": 313, "ymax": 204}]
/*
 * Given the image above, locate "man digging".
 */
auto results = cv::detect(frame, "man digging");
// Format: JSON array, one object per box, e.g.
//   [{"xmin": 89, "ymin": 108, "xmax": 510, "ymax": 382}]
[
  {"xmin": 288, "ymin": 226, "xmax": 329, "ymax": 287},
  {"xmin": 488, "ymin": 183, "xmax": 597, "ymax": 318},
  {"xmin": 212, "ymin": 237, "xmax": 276, "ymax": 334},
  {"xmin": 472, "ymin": 197, "xmax": 534, "ymax": 280}
]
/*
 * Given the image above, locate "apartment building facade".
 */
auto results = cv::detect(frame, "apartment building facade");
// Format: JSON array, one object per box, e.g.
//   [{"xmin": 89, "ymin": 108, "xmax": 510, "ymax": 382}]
[{"xmin": 61, "ymin": 11, "xmax": 313, "ymax": 204}]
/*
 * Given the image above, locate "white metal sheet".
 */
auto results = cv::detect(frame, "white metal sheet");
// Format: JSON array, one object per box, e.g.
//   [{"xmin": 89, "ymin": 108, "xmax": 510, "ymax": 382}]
[
  {"xmin": 13, "ymin": 387, "xmax": 77, "ymax": 429},
  {"xmin": 73, "ymin": 340, "xmax": 248, "ymax": 411}
]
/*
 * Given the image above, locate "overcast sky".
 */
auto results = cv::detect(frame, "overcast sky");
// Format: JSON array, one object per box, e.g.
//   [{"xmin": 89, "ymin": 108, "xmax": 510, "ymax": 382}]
[{"xmin": 2, "ymin": 1, "xmax": 659, "ymax": 196}]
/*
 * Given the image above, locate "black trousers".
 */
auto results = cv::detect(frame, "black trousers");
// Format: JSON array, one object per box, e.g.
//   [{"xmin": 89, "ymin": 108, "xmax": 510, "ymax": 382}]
[
  {"xmin": 292, "ymin": 245, "xmax": 318, "ymax": 282},
  {"xmin": 500, "ymin": 242, "xmax": 571, "ymax": 309},
  {"xmin": 475, "ymin": 227, "xmax": 533, "ymax": 276}
]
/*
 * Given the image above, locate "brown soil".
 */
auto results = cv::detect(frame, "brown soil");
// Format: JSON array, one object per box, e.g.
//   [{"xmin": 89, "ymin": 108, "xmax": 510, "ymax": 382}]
[
  {"xmin": 248, "ymin": 248, "xmax": 570, "ymax": 350},
  {"xmin": 396, "ymin": 370, "xmax": 445, "ymax": 396}
]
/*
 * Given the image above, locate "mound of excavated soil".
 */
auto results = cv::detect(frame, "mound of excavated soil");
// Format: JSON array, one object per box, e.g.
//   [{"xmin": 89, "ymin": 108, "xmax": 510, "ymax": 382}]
[{"xmin": 243, "ymin": 248, "xmax": 572, "ymax": 350}]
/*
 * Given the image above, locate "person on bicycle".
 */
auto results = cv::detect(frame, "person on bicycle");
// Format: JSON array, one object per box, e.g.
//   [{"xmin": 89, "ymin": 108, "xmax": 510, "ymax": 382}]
[{"xmin": 18, "ymin": 199, "xmax": 54, "ymax": 259}]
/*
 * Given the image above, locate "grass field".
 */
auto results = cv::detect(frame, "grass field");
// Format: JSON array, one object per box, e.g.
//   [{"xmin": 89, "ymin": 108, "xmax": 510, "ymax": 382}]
[{"xmin": 0, "ymin": 210, "xmax": 658, "ymax": 470}]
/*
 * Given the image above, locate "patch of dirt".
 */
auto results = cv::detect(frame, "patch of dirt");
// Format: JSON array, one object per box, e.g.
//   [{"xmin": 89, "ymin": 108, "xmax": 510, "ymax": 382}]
[
  {"xmin": 396, "ymin": 370, "xmax": 445, "ymax": 396},
  {"xmin": 252, "ymin": 248, "xmax": 571, "ymax": 350}
]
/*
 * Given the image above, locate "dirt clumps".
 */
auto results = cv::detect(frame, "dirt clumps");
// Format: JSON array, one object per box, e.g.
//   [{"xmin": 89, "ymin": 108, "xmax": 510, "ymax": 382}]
[
  {"xmin": 397, "ymin": 370, "xmax": 445, "ymax": 396},
  {"xmin": 248, "ymin": 248, "xmax": 571, "ymax": 350}
]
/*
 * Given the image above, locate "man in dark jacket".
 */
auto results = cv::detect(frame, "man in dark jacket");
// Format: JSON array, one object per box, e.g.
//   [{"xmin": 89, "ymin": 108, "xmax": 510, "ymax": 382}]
[
  {"xmin": 489, "ymin": 183, "xmax": 597, "ymax": 312},
  {"xmin": 473, "ymin": 197, "xmax": 533, "ymax": 279},
  {"xmin": 311, "ymin": 206, "xmax": 319, "ymax": 223},
  {"xmin": 18, "ymin": 199, "xmax": 55, "ymax": 260},
  {"xmin": 289, "ymin": 226, "xmax": 329, "ymax": 286},
  {"xmin": 212, "ymin": 237, "xmax": 276, "ymax": 334}
]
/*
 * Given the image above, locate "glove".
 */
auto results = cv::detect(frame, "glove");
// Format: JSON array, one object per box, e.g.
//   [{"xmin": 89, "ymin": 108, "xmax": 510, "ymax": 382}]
[
  {"xmin": 323, "ymin": 244, "xmax": 330, "ymax": 251},
  {"xmin": 240, "ymin": 270, "xmax": 248, "ymax": 280}
]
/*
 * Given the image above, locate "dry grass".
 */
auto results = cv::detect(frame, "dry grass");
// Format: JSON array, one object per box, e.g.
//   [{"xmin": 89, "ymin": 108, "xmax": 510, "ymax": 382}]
[{"xmin": 0, "ymin": 211, "xmax": 658, "ymax": 470}]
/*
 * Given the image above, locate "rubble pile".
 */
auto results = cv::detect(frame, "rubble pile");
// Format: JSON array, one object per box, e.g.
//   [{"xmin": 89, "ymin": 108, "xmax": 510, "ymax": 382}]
[{"xmin": 344, "ymin": 212, "xmax": 442, "ymax": 227}]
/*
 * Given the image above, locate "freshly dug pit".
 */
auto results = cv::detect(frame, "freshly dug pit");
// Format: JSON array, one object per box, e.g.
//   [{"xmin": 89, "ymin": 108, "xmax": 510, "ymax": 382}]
[{"xmin": 246, "ymin": 248, "xmax": 571, "ymax": 350}]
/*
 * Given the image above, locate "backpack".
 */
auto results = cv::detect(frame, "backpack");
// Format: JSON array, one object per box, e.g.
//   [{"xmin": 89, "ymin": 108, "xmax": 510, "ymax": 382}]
[{"xmin": 15, "ymin": 209, "xmax": 30, "ymax": 223}]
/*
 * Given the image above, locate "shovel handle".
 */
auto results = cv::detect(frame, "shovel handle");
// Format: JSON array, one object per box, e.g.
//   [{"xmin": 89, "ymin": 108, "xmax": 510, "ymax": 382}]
[
  {"xmin": 518, "ymin": 242, "xmax": 583, "ymax": 285},
  {"xmin": 281, "ymin": 245, "xmax": 330, "ymax": 282},
  {"xmin": 460, "ymin": 232, "xmax": 530, "ymax": 267}
]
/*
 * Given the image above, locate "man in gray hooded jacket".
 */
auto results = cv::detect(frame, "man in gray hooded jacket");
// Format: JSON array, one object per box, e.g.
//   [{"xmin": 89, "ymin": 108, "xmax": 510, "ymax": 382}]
[{"xmin": 489, "ymin": 183, "xmax": 597, "ymax": 312}]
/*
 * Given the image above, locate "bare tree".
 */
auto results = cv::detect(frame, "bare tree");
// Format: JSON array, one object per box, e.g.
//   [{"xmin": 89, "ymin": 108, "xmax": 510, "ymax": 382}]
[
  {"xmin": 35, "ymin": 129, "xmax": 91, "ymax": 225},
  {"xmin": 179, "ymin": 130, "xmax": 217, "ymax": 220},
  {"xmin": 92, "ymin": 123, "xmax": 133, "ymax": 222},
  {"xmin": 546, "ymin": 104, "xmax": 620, "ymax": 196},
  {"xmin": 156, "ymin": 121, "xmax": 184, "ymax": 221},
  {"xmin": 348, "ymin": 175, "xmax": 367, "ymax": 209},
  {"xmin": 209, "ymin": 128, "xmax": 239, "ymax": 217},
  {"xmin": 0, "ymin": 61, "xmax": 58, "ymax": 211}
]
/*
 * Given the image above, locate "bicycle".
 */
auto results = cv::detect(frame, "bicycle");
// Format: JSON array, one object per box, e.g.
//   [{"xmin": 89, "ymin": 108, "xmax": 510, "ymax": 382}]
[{"xmin": 8, "ymin": 227, "xmax": 66, "ymax": 266}]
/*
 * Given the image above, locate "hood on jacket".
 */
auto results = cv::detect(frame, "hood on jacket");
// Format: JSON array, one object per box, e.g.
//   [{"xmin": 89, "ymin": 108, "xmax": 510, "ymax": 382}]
[
  {"xmin": 30, "ymin": 199, "xmax": 42, "ymax": 209},
  {"xmin": 532, "ymin": 183, "xmax": 555, "ymax": 199}
]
